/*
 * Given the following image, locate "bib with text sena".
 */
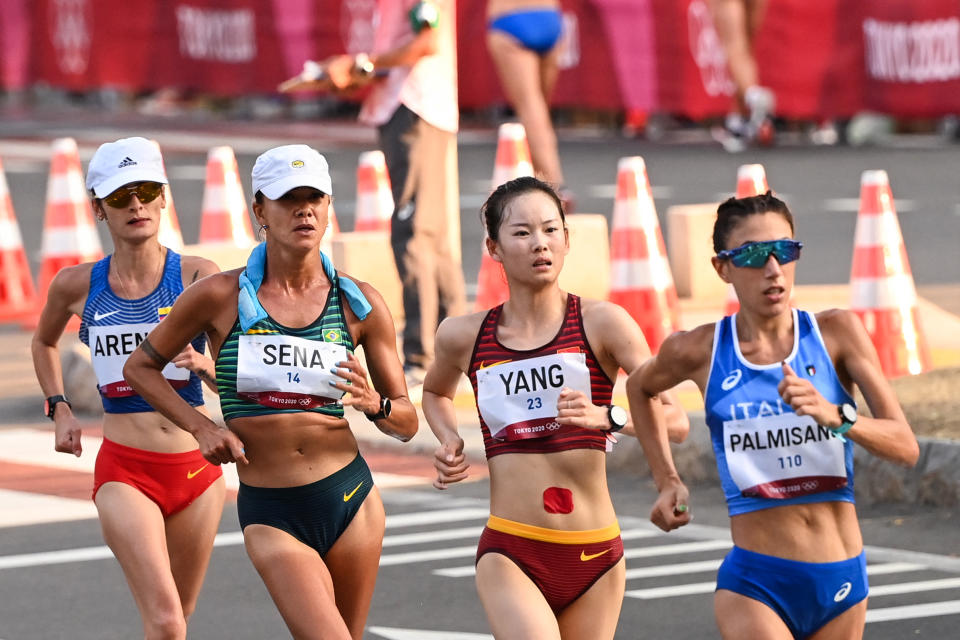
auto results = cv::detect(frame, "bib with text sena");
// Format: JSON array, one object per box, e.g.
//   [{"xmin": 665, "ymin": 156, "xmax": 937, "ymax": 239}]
[
  {"xmin": 236, "ymin": 334, "xmax": 347, "ymax": 409},
  {"xmin": 476, "ymin": 352, "xmax": 592, "ymax": 441},
  {"xmin": 89, "ymin": 324, "xmax": 189, "ymax": 397},
  {"xmin": 723, "ymin": 412, "xmax": 847, "ymax": 499}
]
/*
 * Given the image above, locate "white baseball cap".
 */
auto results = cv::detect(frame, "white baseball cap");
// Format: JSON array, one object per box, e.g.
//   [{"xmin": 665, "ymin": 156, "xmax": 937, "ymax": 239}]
[
  {"xmin": 86, "ymin": 137, "xmax": 168, "ymax": 198},
  {"xmin": 252, "ymin": 144, "xmax": 333, "ymax": 199}
]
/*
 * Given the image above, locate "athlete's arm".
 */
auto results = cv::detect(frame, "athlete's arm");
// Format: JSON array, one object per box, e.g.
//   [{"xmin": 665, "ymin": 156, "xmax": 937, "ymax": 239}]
[
  {"xmin": 423, "ymin": 315, "xmax": 476, "ymax": 489},
  {"xmin": 813, "ymin": 309, "xmax": 918, "ymax": 466},
  {"xmin": 123, "ymin": 272, "xmax": 247, "ymax": 466},
  {"xmin": 168, "ymin": 256, "xmax": 222, "ymax": 393},
  {"xmin": 31, "ymin": 265, "xmax": 90, "ymax": 456},
  {"xmin": 341, "ymin": 279, "xmax": 418, "ymax": 442}
]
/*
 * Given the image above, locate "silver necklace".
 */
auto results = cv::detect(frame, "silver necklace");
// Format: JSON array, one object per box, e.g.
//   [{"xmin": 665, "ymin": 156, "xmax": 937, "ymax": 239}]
[{"xmin": 113, "ymin": 247, "xmax": 164, "ymax": 300}]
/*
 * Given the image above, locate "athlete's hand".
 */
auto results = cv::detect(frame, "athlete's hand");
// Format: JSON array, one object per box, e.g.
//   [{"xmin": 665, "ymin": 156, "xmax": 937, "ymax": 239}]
[
  {"xmin": 555, "ymin": 387, "xmax": 609, "ymax": 430},
  {"xmin": 171, "ymin": 344, "xmax": 206, "ymax": 372},
  {"xmin": 650, "ymin": 479, "xmax": 692, "ymax": 532},
  {"xmin": 433, "ymin": 438, "xmax": 469, "ymax": 489},
  {"xmin": 778, "ymin": 362, "xmax": 839, "ymax": 427},
  {"xmin": 194, "ymin": 423, "xmax": 248, "ymax": 466},
  {"xmin": 323, "ymin": 54, "xmax": 357, "ymax": 91},
  {"xmin": 53, "ymin": 409, "xmax": 82, "ymax": 457},
  {"xmin": 330, "ymin": 353, "xmax": 381, "ymax": 415}
]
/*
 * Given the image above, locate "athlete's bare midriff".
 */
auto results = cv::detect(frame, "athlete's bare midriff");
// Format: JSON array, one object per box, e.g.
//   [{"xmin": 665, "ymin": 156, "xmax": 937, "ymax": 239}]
[
  {"xmin": 730, "ymin": 500, "xmax": 863, "ymax": 562},
  {"xmin": 101, "ymin": 407, "xmax": 210, "ymax": 454},
  {"xmin": 228, "ymin": 411, "xmax": 359, "ymax": 488},
  {"xmin": 488, "ymin": 448, "xmax": 617, "ymax": 530},
  {"xmin": 487, "ymin": 0, "xmax": 558, "ymax": 20}
]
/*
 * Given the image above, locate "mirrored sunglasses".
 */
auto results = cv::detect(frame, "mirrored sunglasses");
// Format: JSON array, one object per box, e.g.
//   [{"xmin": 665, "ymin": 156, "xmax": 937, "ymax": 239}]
[
  {"xmin": 102, "ymin": 182, "xmax": 164, "ymax": 208},
  {"xmin": 716, "ymin": 239, "xmax": 803, "ymax": 268}
]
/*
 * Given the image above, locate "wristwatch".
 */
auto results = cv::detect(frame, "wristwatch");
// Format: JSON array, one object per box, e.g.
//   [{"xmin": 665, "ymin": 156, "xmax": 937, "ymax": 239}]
[
  {"xmin": 607, "ymin": 404, "xmax": 628, "ymax": 432},
  {"xmin": 831, "ymin": 402, "xmax": 858, "ymax": 441},
  {"xmin": 44, "ymin": 394, "xmax": 71, "ymax": 421},
  {"xmin": 365, "ymin": 395, "xmax": 392, "ymax": 422},
  {"xmin": 353, "ymin": 53, "xmax": 375, "ymax": 79}
]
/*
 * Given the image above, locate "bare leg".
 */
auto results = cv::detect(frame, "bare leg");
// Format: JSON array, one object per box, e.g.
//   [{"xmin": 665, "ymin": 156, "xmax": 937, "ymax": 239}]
[
  {"xmin": 164, "ymin": 477, "xmax": 225, "ymax": 620},
  {"xmin": 810, "ymin": 599, "xmax": 866, "ymax": 640},
  {"xmin": 96, "ymin": 482, "xmax": 188, "ymax": 640},
  {"xmin": 476, "ymin": 553, "xmax": 561, "ymax": 639},
  {"xmin": 487, "ymin": 30, "xmax": 565, "ymax": 187},
  {"xmin": 714, "ymin": 589, "xmax": 794, "ymax": 640},
  {"xmin": 557, "ymin": 557, "xmax": 625, "ymax": 640},
  {"xmin": 324, "ymin": 487, "xmax": 387, "ymax": 639},
  {"xmin": 709, "ymin": 0, "xmax": 757, "ymax": 111},
  {"xmin": 243, "ymin": 524, "xmax": 352, "ymax": 640}
]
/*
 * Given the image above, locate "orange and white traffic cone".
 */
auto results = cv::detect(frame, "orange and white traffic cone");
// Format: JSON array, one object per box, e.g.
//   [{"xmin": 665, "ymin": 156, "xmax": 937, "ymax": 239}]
[
  {"xmin": 33, "ymin": 138, "xmax": 104, "ymax": 328},
  {"xmin": 725, "ymin": 163, "xmax": 774, "ymax": 316},
  {"xmin": 608, "ymin": 157, "xmax": 680, "ymax": 352},
  {"xmin": 354, "ymin": 150, "xmax": 393, "ymax": 233},
  {"xmin": 151, "ymin": 140, "xmax": 184, "ymax": 250},
  {"xmin": 850, "ymin": 170, "xmax": 930, "ymax": 377},
  {"xmin": 474, "ymin": 123, "xmax": 535, "ymax": 311},
  {"xmin": 735, "ymin": 163, "xmax": 769, "ymax": 198},
  {"xmin": 198, "ymin": 146, "xmax": 254, "ymax": 247},
  {"xmin": 0, "ymin": 156, "xmax": 38, "ymax": 322}
]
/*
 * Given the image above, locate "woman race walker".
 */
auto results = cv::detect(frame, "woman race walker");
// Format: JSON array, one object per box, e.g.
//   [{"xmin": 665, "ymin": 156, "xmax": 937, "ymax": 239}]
[
  {"xmin": 31, "ymin": 137, "xmax": 223, "ymax": 639},
  {"xmin": 628, "ymin": 192, "xmax": 919, "ymax": 639},
  {"xmin": 424, "ymin": 176, "xmax": 688, "ymax": 639},
  {"xmin": 124, "ymin": 145, "xmax": 418, "ymax": 640}
]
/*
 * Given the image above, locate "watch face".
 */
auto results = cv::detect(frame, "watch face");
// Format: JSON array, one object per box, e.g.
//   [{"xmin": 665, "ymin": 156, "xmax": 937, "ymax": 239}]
[
  {"xmin": 840, "ymin": 403, "xmax": 858, "ymax": 423},
  {"xmin": 610, "ymin": 405, "xmax": 628, "ymax": 427}
]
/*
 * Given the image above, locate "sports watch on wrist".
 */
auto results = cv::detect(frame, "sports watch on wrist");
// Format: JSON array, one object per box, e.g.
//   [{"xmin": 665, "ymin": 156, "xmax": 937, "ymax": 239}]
[
  {"xmin": 607, "ymin": 404, "xmax": 628, "ymax": 432},
  {"xmin": 353, "ymin": 53, "xmax": 375, "ymax": 79},
  {"xmin": 365, "ymin": 395, "xmax": 392, "ymax": 422},
  {"xmin": 44, "ymin": 395, "xmax": 71, "ymax": 421},
  {"xmin": 831, "ymin": 402, "xmax": 858, "ymax": 440}
]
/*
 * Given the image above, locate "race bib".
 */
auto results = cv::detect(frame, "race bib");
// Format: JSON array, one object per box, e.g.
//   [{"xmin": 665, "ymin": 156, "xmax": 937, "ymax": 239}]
[
  {"xmin": 89, "ymin": 323, "xmax": 189, "ymax": 397},
  {"xmin": 476, "ymin": 352, "xmax": 592, "ymax": 441},
  {"xmin": 723, "ymin": 412, "xmax": 847, "ymax": 499},
  {"xmin": 237, "ymin": 334, "xmax": 347, "ymax": 409}
]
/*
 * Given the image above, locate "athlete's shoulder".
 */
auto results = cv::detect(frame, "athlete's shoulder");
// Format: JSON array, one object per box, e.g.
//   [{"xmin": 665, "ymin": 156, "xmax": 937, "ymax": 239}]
[
  {"xmin": 47, "ymin": 262, "xmax": 95, "ymax": 296},
  {"xmin": 660, "ymin": 322, "xmax": 716, "ymax": 369},
  {"xmin": 436, "ymin": 311, "xmax": 488, "ymax": 354},
  {"xmin": 185, "ymin": 268, "xmax": 241, "ymax": 300},
  {"xmin": 813, "ymin": 307, "xmax": 861, "ymax": 335},
  {"xmin": 580, "ymin": 297, "xmax": 634, "ymax": 325},
  {"xmin": 179, "ymin": 254, "xmax": 220, "ymax": 284}
]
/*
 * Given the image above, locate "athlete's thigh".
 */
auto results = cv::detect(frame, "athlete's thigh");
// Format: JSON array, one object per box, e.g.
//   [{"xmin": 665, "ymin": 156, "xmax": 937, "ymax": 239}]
[
  {"xmin": 475, "ymin": 552, "xmax": 561, "ymax": 640},
  {"xmin": 324, "ymin": 486, "xmax": 386, "ymax": 639},
  {"xmin": 243, "ymin": 524, "xmax": 351, "ymax": 640},
  {"xmin": 95, "ymin": 482, "xmax": 181, "ymax": 614},
  {"xmin": 486, "ymin": 31, "xmax": 546, "ymax": 107},
  {"xmin": 164, "ymin": 477, "xmax": 225, "ymax": 614},
  {"xmin": 809, "ymin": 599, "xmax": 866, "ymax": 640},
  {"xmin": 714, "ymin": 589, "xmax": 793, "ymax": 640},
  {"xmin": 557, "ymin": 556, "xmax": 625, "ymax": 640}
]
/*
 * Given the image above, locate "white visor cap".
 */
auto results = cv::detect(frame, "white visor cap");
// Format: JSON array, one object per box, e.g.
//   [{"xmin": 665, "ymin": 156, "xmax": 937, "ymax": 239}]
[
  {"xmin": 86, "ymin": 137, "xmax": 167, "ymax": 198},
  {"xmin": 252, "ymin": 144, "xmax": 332, "ymax": 200}
]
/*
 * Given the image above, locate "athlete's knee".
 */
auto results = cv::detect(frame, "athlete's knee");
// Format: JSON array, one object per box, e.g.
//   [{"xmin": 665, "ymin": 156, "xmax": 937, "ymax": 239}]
[{"xmin": 143, "ymin": 607, "xmax": 187, "ymax": 640}]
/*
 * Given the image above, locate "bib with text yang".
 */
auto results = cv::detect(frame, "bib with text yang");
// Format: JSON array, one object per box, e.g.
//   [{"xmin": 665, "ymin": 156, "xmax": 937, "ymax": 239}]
[
  {"xmin": 237, "ymin": 334, "xmax": 347, "ymax": 410},
  {"xmin": 89, "ymin": 323, "xmax": 190, "ymax": 397},
  {"xmin": 476, "ymin": 352, "xmax": 592, "ymax": 441},
  {"xmin": 723, "ymin": 410, "xmax": 847, "ymax": 499}
]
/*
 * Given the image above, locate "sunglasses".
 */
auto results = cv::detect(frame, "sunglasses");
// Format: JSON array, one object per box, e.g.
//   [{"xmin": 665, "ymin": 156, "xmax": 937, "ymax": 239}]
[
  {"xmin": 101, "ymin": 182, "xmax": 164, "ymax": 208},
  {"xmin": 716, "ymin": 239, "xmax": 803, "ymax": 268}
]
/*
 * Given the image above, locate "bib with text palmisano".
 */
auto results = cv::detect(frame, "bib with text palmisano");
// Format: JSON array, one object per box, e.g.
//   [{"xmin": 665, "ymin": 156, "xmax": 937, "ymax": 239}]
[
  {"xmin": 237, "ymin": 334, "xmax": 347, "ymax": 410},
  {"xmin": 89, "ymin": 323, "xmax": 190, "ymax": 397},
  {"xmin": 477, "ymin": 352, "xmax": 592, "ymax": 441},
  {"xmin": 723, "ymin": 411, "xmax": 847, "ymax": 499}
]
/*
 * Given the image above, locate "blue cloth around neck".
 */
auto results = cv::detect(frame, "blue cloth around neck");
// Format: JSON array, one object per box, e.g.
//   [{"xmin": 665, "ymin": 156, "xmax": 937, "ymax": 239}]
[{"xmin": 237, "ymin": 242, "xmax": 371, "ymax": 332}]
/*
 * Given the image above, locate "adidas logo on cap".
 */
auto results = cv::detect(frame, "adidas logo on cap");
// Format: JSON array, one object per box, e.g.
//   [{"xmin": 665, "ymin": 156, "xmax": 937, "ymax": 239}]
[{"xmin": 117, "ymin": 157, "xmax": 137, "ymax": 168}]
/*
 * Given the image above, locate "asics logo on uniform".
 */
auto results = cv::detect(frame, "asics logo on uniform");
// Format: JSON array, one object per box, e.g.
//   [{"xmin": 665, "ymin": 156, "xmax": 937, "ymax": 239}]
[
  {"xmin": 93, "ymin": 310, "xmax": 120, "ymax": 321},
  {"xmin": 117, "ymin": 157, "xmax": 137, "ymax": 168},
  {"xmin": 580, "ymin": 548, "xmax": 611, "ymax": 562},
  {"xmin": 721, "ymin": 369, "xmax": 742, "ymax": 391},
  {"xmin": 833, "ymin": 581, "xmax": 852, "ymax": 602},
  {"xmin": 343, "ymin": 482, "xmax": 363, "ymax": 502},
  {"xmin": 186, "ymin": 464, "xmax": 209, "ymax": 479}
]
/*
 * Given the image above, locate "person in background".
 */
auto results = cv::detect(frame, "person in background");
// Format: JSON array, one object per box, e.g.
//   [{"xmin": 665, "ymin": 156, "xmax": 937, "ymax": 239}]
[
  {"xmin": 629, "ymin": 192, "xmax": 919, "ymax": 638},
  {"xmin": 124, "ymin": 145, "xmax": 418, "ymax": 640},
  {"xmin": 31, "ymin": 136, "xmax": 223, "ymax": 640},
  {"xmin": 425, "ymin": 177, "xmax": 688, "ymax": 639},
  {"xmin": 324, "ymin": 0, "xmax": 467, "ymax": 386}
]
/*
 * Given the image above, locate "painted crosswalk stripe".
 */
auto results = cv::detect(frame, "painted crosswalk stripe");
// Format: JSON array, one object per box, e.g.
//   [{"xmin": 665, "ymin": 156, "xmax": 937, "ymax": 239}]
[
  {"xmin": 383, "ymin": 527, "xmax": 483, "ymax": 548},
  {"xmin": 865, "ymin": 600, "xmax": 960, "ymax": 623},
  {"xmin": 624, "ymin": 539, "xmax": 731, "ymax": 559},
  {"xmin": 385, "ymin": 508, "xmax": 489, "ymax": 529},
  {"xmin": 380, "ymin": 545, "xmax": 478, "ymax": 566},
  {"xmin": 869, "ymin": 577, "xmax": 960, "ymax": 597}
]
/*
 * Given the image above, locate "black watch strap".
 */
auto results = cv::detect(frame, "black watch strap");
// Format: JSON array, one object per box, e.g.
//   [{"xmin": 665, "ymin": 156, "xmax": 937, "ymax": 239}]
[
  {"xmin": 365, "ymin": 396, "xmax": 392, "ymax": 422},
  {"xmin": 45, "ymin": 394, "xmax": 71, "ymax": 420}
]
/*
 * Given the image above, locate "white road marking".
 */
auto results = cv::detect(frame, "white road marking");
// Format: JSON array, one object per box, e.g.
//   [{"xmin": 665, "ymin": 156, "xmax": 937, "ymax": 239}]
[
  {"xmin": 368, "ymin": 627, "xmax": 492, "ymax": 640},
  {"xmin": 866, "ymin": 600, "xmax": 960, "ymax": 623},
  {"xmin": 823, "ymin": 197, "xmax": 915, "ymax": 213},
  {"xmin": 385, "ymin": 508, "xmax": 489, "ymax": 529},
  {"xmin": 869, "ymin": 577, "xmax": 960, "ymax": 597}
]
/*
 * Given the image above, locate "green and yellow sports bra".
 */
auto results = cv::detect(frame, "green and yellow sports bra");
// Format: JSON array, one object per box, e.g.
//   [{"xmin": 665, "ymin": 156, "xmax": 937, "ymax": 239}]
[{"xmin": 216, "ymin": 274, "xmax": 356, "ymax": 421}]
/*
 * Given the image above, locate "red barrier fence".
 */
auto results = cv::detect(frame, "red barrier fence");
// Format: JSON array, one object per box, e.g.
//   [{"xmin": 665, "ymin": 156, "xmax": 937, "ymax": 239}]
[{"xmin": 2, "ymin": 0, "xmax": 959, "ymax": 120}]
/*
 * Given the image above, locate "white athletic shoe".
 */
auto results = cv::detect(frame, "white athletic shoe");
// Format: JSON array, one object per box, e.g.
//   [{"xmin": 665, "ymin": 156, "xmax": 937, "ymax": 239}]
[{"xmin": 744, "ymin": 86, "xmax": 775, "ymax": 130}]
